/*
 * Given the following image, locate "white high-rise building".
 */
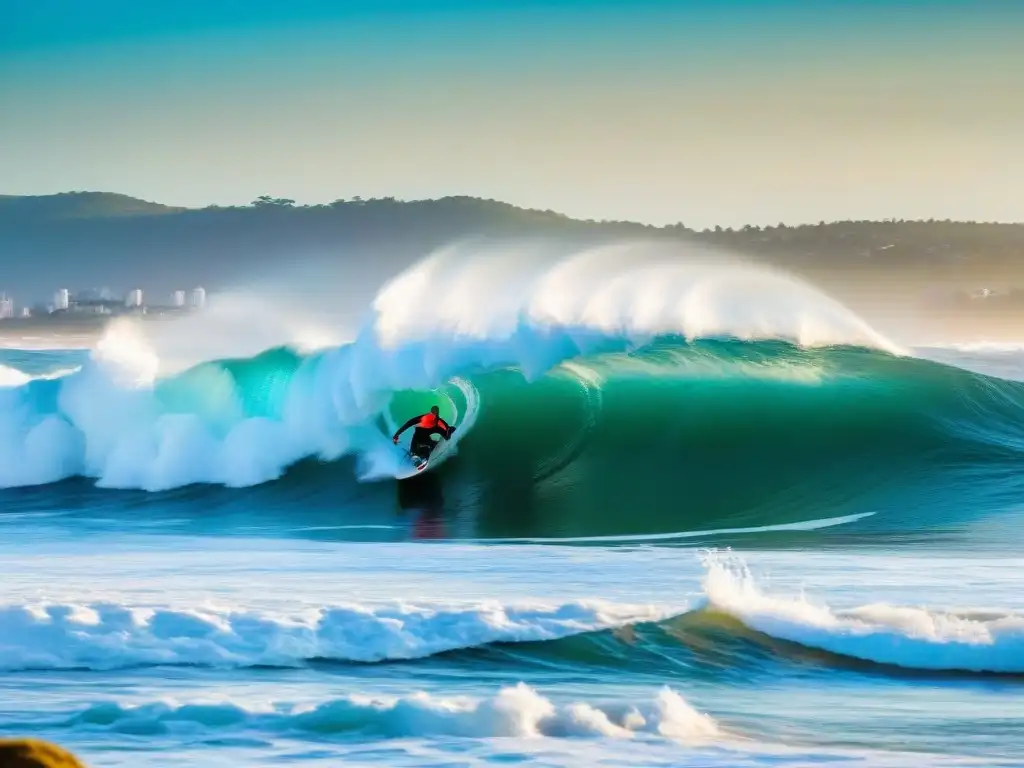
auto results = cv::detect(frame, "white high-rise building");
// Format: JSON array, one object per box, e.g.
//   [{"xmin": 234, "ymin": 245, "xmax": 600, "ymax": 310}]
[
  {"xmin": 0, "ymin": 294, "xmax": 13, "ymax": 320},
  {"xmin": 54, "ymin": 288, "xmax": 70, "ymax": 311},
  {"xmin": 172, "ymin": 290, "xmax": 186, "ymax": 307},
  {"xmin": 125, "ymin": 288, "xmax": 144, "ymax": 308},
  {"xmin": 190, "ymin": 286, "xmax": 207, "ymax": 309}
]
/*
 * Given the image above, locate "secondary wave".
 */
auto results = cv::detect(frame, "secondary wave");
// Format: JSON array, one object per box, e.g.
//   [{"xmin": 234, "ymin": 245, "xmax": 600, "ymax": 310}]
[
  {"xmin": 2, "ymin": 553, "xmax": 1019, "ymax": 677},
  {"xmin": 0, "ymin": 597, "xmax": 675, "ymax": 672}
]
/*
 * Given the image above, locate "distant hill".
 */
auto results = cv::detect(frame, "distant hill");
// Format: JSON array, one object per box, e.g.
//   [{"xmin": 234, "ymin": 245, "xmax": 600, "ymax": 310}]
[
  {"xmin": 0, "ymin": 191, "xmax": 185, "ymax": 222},
  {"xmin": 0, "ymin": 191, "xmax": 1022, "ymax": 336},
  {"xmin": 0, "ymin": 193, "xmax": 659, "ymax": 304}
]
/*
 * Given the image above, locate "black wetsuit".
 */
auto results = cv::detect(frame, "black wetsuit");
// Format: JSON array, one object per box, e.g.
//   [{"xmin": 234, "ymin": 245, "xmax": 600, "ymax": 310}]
[{"xmin": 394, "ymin": 415, "xmax": 455, "ymax": 460}]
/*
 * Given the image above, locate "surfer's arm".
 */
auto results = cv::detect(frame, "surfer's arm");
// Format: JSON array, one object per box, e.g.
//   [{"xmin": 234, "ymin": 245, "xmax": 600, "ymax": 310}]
[
  {"xmin": 438, "ymin": 419, "xmax": 456, "ymax": 439},
  {"xmin": 393, "ymin": 416, "xmax": 421, "ymax": 441}
]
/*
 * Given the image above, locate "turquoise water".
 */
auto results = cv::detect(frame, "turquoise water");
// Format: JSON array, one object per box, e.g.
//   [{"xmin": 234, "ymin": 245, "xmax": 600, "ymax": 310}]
[{"xmin": 1, "ymin": 339, "xmax": 1023, "ymax": 767}]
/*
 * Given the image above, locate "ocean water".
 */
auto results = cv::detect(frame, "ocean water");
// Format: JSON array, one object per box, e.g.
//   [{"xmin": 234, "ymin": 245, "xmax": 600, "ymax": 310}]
[{"xmin": 1, "ymin": 248, "xmax": 1023, "ymax": 767}]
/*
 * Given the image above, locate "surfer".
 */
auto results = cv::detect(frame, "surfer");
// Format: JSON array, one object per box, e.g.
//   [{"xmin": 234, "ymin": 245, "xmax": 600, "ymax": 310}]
[{"xmin": 392, "ymin": 406, "xmax": 456, "ymax": 461}]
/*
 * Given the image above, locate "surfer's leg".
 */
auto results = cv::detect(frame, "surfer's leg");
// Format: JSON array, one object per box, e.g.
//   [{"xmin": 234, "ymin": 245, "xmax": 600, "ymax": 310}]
[{"xmin": 410, "ymin": 435, "xmax": 433, "ymax": 459}]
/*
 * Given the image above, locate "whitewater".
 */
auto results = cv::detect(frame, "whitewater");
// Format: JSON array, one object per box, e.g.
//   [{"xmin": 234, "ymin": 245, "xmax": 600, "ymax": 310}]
[{"xmin": 2, "ymin": 240, "xmax": 1023, "ymax": 767}]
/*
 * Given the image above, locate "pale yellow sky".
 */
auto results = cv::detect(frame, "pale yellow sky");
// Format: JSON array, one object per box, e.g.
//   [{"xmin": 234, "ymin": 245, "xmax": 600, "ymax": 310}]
[{"xmin": 2, "ymin": 5, "xmax": 1023, "ymax": 226}]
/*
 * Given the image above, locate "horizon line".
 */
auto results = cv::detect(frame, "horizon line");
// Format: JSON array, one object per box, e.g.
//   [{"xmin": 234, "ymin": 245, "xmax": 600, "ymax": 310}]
[{"xmin": 4, "ymin": 189, "xmax": 1024, "ymax": 230}]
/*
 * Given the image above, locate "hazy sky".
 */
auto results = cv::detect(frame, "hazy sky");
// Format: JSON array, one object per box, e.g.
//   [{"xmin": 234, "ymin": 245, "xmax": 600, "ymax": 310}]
[{"xmin": 2, "ymin": 0, "xmax": 1022, "ymax": 227}]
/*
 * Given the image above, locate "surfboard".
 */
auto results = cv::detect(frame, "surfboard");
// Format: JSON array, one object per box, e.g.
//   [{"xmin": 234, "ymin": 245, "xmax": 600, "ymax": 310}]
[
  {"xmin": 394, "ymin": 426, "xmax": 458, "ymax": 479},
  {"xmin": 404, "ymin": 449, "xmax": 430, "ymax": 473}
]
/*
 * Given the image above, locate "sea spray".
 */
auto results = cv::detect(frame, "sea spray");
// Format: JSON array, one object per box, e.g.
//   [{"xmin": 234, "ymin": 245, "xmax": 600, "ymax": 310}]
[{"xmin": 699, "ymin": 550, "xmax": 1024, "ymax": 674}]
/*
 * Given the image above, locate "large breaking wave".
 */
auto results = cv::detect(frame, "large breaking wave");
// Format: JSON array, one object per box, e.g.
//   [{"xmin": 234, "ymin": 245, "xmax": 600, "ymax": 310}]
[{"xmin": 2, "ymin": 240, "xmax": 1024, "ymax": 538}]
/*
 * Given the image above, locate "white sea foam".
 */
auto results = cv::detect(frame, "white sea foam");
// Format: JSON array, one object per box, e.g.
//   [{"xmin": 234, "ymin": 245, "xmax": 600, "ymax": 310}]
[
  {"xmin": 701, "ymin": 553, "xmax": 1024, "ymax": 674},
  {"xmin": 48, "ymin": 684, "xmax": 720, "ymax": 743},
  {"xmin": 0, "ymin": 597, "xmax": 675, "ymax": 672},
  {"xmin": 0, "ymin": 364, "xmax": 32, "ymax": 387}
]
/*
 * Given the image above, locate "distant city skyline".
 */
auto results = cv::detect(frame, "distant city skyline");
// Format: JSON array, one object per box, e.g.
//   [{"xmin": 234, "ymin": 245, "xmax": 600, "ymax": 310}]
[
  {"xmin": 0, "ymin": 284, "xmax": 207, "ymax": 319},
  {"xmin": 2, "ymin": 1, "xmax": 1023, "ymax": 228}
]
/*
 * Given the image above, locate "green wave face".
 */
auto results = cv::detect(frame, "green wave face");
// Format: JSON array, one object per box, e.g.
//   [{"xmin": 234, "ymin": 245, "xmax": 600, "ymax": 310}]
[
  {"xmin": 154, "ymin": 346, "xmax": 306, "ymax": 433},
  {"xmin": 141, "ymin": 338, "xmax": 1024, "ymax": 541},
  {"xmin": 426, "ymin": 340, "xmax": 1024, "ymax": 540}
]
